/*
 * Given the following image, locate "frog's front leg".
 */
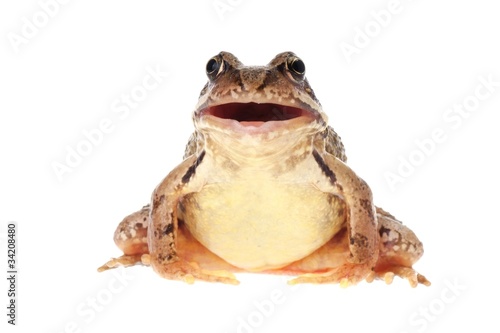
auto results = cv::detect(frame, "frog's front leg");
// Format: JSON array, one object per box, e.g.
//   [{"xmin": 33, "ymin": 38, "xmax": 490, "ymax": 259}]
[
  {"xmin": 290, "ymin": 151, "xmax": 378, "ymax": 286},
  {"xmin": 148, "ymin": 152, "xmax": 238, "ymax": 285}
]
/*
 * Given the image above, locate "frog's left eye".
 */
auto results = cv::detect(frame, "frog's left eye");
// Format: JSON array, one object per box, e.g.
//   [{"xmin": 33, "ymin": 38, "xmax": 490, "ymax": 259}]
[
  {"xmin": 206, "ymin": 56, "xmax": 225, "ymax": 80},
  {"xmin": 286, "ymin": 57, "xmax": 306, "ymax": 81}
]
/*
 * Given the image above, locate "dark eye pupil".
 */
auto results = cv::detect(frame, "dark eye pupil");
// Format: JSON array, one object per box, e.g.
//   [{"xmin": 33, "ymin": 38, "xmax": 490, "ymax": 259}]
[
  {"xmin": 291, "ymin": 59, "xmax": 305, "ymax": 74},
  {"xmin": 206, "ymin": 58, "xmax": 219, "ymax": 74}
]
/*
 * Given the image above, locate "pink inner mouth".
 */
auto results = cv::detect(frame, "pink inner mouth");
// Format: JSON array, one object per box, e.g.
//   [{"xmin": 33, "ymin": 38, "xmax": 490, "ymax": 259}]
[{"xmin": 202, "ymin": 103, "xmax": 308, "ymax": 127}]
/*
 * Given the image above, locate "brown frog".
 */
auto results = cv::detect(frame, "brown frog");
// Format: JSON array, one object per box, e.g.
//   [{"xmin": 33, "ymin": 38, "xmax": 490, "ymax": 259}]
[{"xmin": 98, "ymin": 51, "xmax": 430, "ymax": 287}]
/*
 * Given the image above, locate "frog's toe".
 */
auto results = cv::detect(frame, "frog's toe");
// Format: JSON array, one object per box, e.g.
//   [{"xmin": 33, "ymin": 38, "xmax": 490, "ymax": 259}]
[
  {"xmin": 97, "ymin": 254, "xmax": 146, "ymax": 272},
  {"xmin": 371, "ymin": 265, "xmax": 431, "ymax": 287}
]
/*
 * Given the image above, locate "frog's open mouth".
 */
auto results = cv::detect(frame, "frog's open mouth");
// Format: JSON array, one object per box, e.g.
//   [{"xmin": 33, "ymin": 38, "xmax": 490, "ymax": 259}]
[{"xmin": 202, "ymin": 102, "xmax": 311, "ymax": 127}]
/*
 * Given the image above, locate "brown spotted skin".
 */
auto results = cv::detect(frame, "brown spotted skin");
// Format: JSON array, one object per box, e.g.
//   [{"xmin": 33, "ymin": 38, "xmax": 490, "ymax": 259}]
[{"xmin": 98, "ymin": 51, "xmax": 429, "ymax": 287}]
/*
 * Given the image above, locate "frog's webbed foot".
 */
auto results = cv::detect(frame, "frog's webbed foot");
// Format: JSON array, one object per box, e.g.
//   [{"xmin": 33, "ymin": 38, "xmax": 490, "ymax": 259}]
[
  {"xmin": 287, "ymin": 263, "xmax": 372, "ymax": 287},
  {"xmin": 149, "ymin": 256, "xmax": 239, "ymax": 285},
  {"xmin": 287, "ymin": 263, "xmax": 430, "ymax": 287}
]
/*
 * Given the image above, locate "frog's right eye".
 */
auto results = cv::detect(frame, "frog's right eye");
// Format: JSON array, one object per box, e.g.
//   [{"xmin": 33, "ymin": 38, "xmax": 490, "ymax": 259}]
[
  {"xmin": 206, "ymin": 56, "xmax": 225, "ymax": 80},
  {"xmin": 286, "ymin": 56, "xmax": 306, "ymax": 82}
]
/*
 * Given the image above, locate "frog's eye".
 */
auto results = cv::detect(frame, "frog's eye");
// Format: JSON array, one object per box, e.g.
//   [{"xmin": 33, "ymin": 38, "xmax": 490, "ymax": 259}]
[
  {"xmin": 286, "ymin": 57, "xmax": 306, "ymax": 81},
  {"xmin": 206, "ymin": 56, "xmax": 225, "ymax": 80}
]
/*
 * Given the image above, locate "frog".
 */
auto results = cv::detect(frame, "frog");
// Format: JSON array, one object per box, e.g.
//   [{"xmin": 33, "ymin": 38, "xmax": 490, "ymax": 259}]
[{"xmin": 98, "ymin": 51, "xmax": 430, "ymax": 287}]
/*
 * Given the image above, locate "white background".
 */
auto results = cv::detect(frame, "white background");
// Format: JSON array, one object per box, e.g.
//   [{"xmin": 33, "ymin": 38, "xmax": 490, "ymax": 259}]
[{"xmin": 1, "ymin": 0, "xmax": 499, "ymax": 332}]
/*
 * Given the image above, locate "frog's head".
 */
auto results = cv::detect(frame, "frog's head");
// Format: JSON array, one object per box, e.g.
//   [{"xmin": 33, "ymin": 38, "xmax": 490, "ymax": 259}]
[{"xmin": 193, "ymin": 52, "xmax": 328, "ymax": 149}]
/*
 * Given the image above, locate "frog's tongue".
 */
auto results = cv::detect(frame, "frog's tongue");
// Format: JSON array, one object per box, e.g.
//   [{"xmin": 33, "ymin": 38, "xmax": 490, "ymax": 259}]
[{"xmin": 205, "ymin": 102, "xmax": 306, "ymax": 127}]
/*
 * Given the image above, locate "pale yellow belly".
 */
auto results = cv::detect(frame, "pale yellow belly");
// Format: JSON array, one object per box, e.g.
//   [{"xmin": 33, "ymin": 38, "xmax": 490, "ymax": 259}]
[{"xmin": 180, "ymin": 181, "xmax": 346, "ymax": 271}]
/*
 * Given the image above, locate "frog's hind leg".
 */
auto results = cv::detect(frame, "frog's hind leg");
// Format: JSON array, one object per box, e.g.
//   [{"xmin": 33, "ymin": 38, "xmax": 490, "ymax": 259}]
[
  {"xmin": 98, "ymin": 205, "xmax": 150, "ymax": 272},
  {"xmin": 368, "ymin": 207, "xmax": 431, "ymax": 287},
  {"xmin": 98, "ymin": 205, "xmax": 240, "ymax": 284},
  {"xmin": 281, "ymin": 208, "xmax": 430, "ymax": 287}
]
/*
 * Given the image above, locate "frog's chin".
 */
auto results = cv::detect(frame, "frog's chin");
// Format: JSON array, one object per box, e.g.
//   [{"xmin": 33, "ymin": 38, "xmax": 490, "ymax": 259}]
[{"xmin": 196, "ymin": 102, "xmax": 324, "ymax": 136}]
